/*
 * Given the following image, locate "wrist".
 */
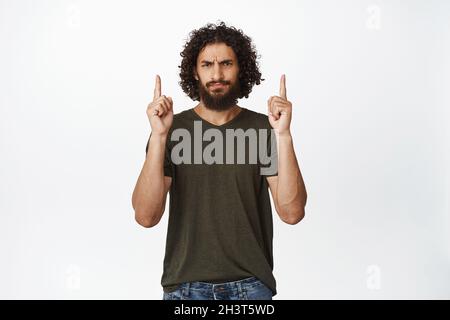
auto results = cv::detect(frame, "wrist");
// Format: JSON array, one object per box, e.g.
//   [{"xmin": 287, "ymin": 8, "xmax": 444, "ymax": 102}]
[
  {"xmin": 151, "ymin": 131, "xmax": 168, "ymax": 140},
  {"xmin": 274, "ymin": 129, "xmax": 292, "ymax": 138}
]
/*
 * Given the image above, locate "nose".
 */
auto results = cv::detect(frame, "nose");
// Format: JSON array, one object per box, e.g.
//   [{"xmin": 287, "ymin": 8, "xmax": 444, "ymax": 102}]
[{"xmin": 211, "ymin": 62, "xmax": 223, "ymax": 82}]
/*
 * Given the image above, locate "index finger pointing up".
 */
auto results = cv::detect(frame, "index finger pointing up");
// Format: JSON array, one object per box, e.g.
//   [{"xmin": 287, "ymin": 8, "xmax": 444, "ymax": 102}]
[
  {"xmin": 279, "ymin": 74, "xmax": 287, "ymax": 99},
  {"xmin": 153, "ymin": 74, "xmax": 161, "ymax": 101}
]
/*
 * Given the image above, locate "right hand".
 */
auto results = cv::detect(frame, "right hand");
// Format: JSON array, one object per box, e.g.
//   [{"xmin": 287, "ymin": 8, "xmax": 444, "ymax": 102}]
[{"xmin": 146, "ymin": 75, "xmax": 173, "ymax": 136}]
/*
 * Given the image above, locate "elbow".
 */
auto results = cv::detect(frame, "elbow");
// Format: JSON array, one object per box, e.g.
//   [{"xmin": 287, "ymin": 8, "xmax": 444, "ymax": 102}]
[
  {"xmin": 136, "ymin": 217, "xmax": 155, "ymax": 228},
  {"xmin": 280, "ymin": 207, "xmax": 305, "ymax": 225},
  {"xmin": 135, "ymin": 211, "xmax": 160, "ymax": 228},
  {"xmin": 132, "ymin": 196, "xmax": 163, "ymax": 228}
]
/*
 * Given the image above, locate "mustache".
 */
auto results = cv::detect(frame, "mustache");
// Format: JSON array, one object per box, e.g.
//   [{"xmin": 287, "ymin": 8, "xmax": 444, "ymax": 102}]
[{"xmin": 207, "ymin": 81, "xmax": 230, "ymax": 87}]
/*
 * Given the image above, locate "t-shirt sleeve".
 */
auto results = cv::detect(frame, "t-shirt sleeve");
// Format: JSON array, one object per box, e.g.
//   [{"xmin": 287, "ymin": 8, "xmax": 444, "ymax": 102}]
[
  {"xmin": 145, "ymin": 132, "xmax": 173, "ymax": 177},
  {"xmin": 260, "ymin": 121, "xmax": 278, "ymax": 177}
]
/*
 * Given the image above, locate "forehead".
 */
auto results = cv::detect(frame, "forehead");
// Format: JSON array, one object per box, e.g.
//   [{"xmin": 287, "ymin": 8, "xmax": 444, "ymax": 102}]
[{"xmin": 197, "ymin": 42, "xmax": 237, "ymax": 62}]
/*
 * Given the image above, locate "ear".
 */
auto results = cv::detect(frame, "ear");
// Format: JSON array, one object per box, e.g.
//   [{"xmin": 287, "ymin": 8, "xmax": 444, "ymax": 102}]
[{"xmin": 193, "ymin": 67, "xmax": 199, "ymax": 81}]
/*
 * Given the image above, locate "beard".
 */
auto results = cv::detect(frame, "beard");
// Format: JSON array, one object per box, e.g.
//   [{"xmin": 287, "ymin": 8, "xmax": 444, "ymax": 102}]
[{"xmin": 198, "ymin": 79, "xmax": 241, "ymax": 111}]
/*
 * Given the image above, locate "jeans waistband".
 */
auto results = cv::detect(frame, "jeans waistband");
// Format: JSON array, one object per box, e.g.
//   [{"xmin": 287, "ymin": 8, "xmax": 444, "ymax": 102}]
[{"xmin": 180, "ymin": 276, "xmax": 258, "ymax": 291}]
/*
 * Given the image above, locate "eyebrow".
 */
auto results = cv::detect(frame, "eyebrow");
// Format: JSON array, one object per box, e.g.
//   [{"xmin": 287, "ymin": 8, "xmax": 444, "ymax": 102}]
[{"xmin": 200, "ymin": 59, "xmax": 233, "ymax": 64}]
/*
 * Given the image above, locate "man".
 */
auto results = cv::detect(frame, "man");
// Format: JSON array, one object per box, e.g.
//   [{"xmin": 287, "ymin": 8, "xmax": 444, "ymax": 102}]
[{"xmin": 132, "ymin": 22, "xmax": 307, "ymax": 300}]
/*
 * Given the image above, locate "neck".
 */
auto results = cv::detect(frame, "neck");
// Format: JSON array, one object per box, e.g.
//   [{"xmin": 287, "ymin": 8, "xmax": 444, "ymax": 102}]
[{"xmin": 194, "ymin": 102, "xmax": 242, "ymax": 126}]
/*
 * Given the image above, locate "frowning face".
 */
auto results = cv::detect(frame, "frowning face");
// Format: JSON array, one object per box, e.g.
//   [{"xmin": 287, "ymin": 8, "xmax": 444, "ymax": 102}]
[{"xmin": 194, "ymin": 42, "xmax": 241, "ymax": 111}]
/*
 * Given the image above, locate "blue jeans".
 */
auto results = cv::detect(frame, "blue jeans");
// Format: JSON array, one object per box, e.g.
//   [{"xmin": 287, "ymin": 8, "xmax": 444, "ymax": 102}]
[{"xmin": 162, "ymin": 276, "xmax": 273, "ymax": 300}]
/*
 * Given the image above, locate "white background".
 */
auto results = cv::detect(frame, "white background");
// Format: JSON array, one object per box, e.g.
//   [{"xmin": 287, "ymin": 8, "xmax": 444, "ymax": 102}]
[{"xmin": 0, "ymin": 0, "xmax": 449, "ymax": 299}]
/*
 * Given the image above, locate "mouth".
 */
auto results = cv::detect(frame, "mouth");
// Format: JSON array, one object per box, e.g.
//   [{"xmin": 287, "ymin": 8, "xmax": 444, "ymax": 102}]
[{"xmin": 209, "ymin": 83, "xmax": 227, "ymax": 89}]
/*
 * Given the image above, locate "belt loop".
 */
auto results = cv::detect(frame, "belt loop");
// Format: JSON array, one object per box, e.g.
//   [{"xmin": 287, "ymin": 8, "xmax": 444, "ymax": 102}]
[
  {"xmin": 183, "ymin": 282, "xmax": 190, "ymax": 297},
  {"xmin": 236, "ymin": 281, "xmax": 243, "ymax": 299}
]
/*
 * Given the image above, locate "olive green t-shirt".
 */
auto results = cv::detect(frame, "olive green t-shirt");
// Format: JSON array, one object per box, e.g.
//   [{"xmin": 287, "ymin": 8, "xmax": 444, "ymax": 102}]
[{"xmin": 145, "ymin": 107, "xmax": 279, "ymax": 296}]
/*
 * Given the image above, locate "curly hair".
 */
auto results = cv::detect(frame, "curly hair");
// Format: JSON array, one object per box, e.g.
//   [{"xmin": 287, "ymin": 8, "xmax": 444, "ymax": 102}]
[{"xmin": 178, "ymin": 21, "xmax": 264, "ymax": 101}]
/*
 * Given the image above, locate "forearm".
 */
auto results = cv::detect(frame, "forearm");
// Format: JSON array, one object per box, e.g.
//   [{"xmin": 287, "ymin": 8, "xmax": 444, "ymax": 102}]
[
  {"xmin": 132, "ymin": 133, "xmax": 167, "ymax": 224},
  {"xmin": 275, "ymin": 131, "xmax": 307, "ymax": 222}
]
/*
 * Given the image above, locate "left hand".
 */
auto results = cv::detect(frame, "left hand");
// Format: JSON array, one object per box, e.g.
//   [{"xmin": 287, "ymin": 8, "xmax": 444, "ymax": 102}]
[{"xmin": 268, "ymin": 74, "xmax": 292, "ymax": 134}]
